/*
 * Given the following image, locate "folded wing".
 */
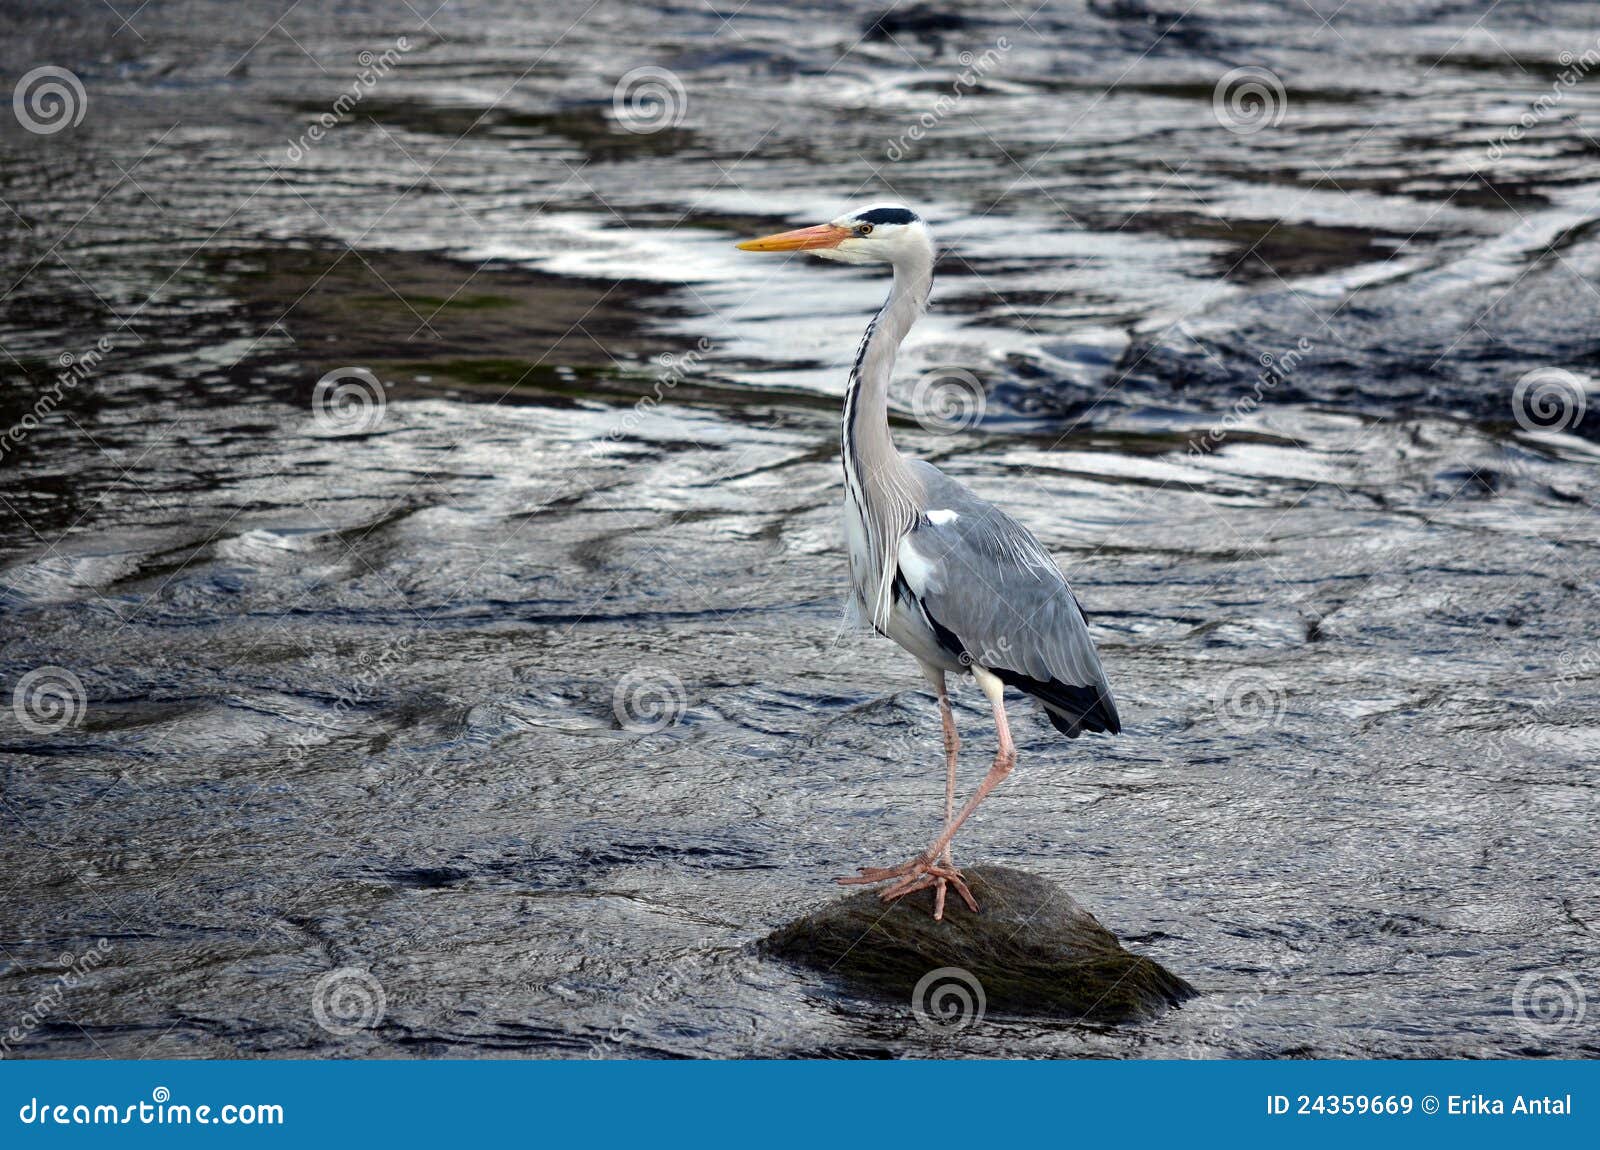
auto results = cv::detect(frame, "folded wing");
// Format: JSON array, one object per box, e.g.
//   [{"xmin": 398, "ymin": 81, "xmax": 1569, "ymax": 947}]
[{"xmin": 898, "ymin": 460, "xmax": 1120, "ymax": 737}]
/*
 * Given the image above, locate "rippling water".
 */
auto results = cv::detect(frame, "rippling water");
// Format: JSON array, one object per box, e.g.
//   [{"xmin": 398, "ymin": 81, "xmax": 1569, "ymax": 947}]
[{"xmin": 2, "ymin": 1, "xmax": 1598, "ymax": 1059}]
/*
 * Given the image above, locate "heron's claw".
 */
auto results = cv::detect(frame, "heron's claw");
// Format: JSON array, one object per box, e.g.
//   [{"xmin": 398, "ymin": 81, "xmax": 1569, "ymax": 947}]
[{"xmin": 835, "ymin": 858, "xmax": 979, "ymax": 920}]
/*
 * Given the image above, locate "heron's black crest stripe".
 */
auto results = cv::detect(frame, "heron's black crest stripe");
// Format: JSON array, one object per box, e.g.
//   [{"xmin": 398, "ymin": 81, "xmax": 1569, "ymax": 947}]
[{"xmin": 857, "ymin": 207, "xmax": 918, "ymax": 226}]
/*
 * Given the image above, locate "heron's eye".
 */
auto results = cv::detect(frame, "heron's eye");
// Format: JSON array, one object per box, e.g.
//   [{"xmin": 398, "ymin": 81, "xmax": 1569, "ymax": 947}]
[{"xmin": 857, "ymin": 223, "xmax": 874, "ymax": 236}]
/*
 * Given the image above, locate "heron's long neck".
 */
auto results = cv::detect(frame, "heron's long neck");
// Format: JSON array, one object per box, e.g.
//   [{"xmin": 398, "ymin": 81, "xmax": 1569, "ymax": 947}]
[
  {"xmin": 843, "ymin": 243, "xmax": 932, "ymax": 625},
  {"xmin": 843, "ymin": 248, "xmax": 931, "ymax": 507}
]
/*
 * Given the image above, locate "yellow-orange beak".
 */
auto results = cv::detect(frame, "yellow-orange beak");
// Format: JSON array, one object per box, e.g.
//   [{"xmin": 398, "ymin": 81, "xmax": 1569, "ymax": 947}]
[{"xmin": 736, "ymin": 223, "xmax": 850, "ymax": 252}]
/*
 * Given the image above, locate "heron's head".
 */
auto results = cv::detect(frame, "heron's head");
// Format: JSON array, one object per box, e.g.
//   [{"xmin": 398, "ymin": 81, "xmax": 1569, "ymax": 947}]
[{"xmin": 736, "ymin": 202, "xmax": 928, "ymax": 266}]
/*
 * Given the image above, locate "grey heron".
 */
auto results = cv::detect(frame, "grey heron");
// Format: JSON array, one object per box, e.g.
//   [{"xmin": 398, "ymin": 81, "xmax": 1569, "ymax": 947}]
[{"xmin": 737, "ymin": 203, "xmax": 1119, "ymax": 920}]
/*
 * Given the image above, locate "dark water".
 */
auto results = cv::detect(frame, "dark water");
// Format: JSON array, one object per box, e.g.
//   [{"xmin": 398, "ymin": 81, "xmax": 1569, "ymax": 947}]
[{"xmin": 2, "ymin": 1, "xmax": 1598, "ymax": 1059}]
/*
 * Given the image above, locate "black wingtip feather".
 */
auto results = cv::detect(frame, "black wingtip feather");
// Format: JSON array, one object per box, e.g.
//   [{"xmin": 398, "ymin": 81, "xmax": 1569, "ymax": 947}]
[{"xmin": 992, "ymin": 668, "xmax": 1120, "ymax": 738}]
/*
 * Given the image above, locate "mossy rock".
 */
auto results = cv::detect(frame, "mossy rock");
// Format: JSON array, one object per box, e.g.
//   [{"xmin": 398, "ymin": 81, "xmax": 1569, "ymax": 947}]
[{"xmin": 762, "ymin": 865, "xmax": 1196, "ymax": 1024}]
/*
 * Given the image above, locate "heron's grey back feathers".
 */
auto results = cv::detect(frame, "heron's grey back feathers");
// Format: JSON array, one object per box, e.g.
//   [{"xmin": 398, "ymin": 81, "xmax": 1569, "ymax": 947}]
[{"xmin": 895, "ymin": 460, "xmax": 1120, "ymax": 736}]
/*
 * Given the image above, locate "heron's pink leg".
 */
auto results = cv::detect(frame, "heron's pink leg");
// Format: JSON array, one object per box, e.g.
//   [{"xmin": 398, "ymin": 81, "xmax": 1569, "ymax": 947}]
[
  {"xmin": 923, "ymin": 667, "xmax": 960, "ymax": 917},
  {"xmin": 937, "ymin": 685, "xmax": 958, "ymax": 867},
  {"xmin": 910, "ymin": 666, "xmax": 1015, "ymax": 872},
  {"xmin": 838, "ymin": 667, "xmax": 1016, "ymax": 918},
  {"xmin": 929, "ymin": 680, "xmax": 961, "ymax": 919}
]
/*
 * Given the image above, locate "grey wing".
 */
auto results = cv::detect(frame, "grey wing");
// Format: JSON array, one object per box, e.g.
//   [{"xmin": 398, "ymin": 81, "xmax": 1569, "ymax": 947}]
[{"xmin": 898, "ymin": 460, "xmax": 1120, "ymax": 737}]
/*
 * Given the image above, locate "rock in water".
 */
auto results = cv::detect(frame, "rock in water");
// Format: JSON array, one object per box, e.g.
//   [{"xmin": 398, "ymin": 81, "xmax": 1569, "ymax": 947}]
[{"xmin": 762, "ymin": 866, "xmax": 1196, "ymax": 1023}]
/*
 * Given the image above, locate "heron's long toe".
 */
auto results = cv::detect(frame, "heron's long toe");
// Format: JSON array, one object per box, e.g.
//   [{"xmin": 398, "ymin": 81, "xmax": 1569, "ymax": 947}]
[{"xmin": 836, "ymin": 861, "xmax": 920, "ymax": 885}]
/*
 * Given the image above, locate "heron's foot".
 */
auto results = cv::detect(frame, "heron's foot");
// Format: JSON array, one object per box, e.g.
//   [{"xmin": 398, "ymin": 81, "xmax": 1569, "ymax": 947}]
[{"xmin": 836, "ymin": 857, "xmax": 978, "ymax": 920}]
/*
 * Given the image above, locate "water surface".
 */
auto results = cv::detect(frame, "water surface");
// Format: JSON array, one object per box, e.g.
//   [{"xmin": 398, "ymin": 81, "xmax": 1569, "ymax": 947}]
[{"xmin": 1, "ymin": 0, "xmax": 1597, "ymax": 1059}]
